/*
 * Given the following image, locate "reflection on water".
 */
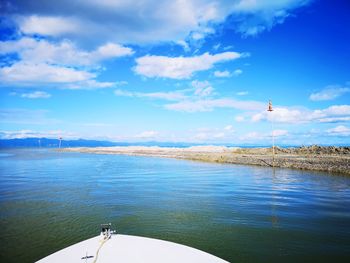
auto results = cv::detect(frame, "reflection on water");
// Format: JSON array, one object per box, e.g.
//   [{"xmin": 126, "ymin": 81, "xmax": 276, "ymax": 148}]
[{"xmin": 0, "ymin": 148, "xmax": 349, "ymax": 263}]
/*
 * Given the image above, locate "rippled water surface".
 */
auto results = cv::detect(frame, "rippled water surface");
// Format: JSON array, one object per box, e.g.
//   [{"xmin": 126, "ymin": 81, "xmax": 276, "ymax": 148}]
[{"xmin": 0, "ymin": 148, "xmax": 349, "ymax": 263}]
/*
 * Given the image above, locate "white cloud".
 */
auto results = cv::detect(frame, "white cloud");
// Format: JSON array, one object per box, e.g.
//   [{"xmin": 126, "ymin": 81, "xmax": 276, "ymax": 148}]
[
  {"xmin": 232, "ymin": 0, "xmax": 309, "ymax": 13},
  {"xmin": 239, "ymin": 129, "xmax": 288, "ymax": 143},
  {"xmin": 134, "ymin": 52, "xmax": 243, "ymax": 79},
  {"xmin": 66, "ymin": 80, "xmax": 116, "ymax": 90},
  {"xmin": 114, "ymin": 81, "xmax": 216, "ymax": 102},
  {"xmin": 0, "ymin": 37, "xmax": 133, "ymax": 88},
  {"xmin": 115, "ymin": 81, "xmax": 263, "ymax": 113},
  {"xmin": 273, "ymin": 129, "xmax": 288, "ymax": 137},
  {"xmin": 239, "ymin": 131, "xmax": 264, "ymax": 141},
  {"xmin": 0, "ymin": 129, "xmax": 77, "ymax": 139},
  {"xmin": 135, "ymin": 131, "xmax": 159, "ymax": 139},
  {"xmin": 252, "ymin": 105, "xmax": 350, "ymax": 124},
  {"xmin": 0, "ymin": 37, "xmax": 133, "ymax": 66},
  {"xmin": 94, "ymin": 42, "xmax": 134, "ymax": 59},
  {"xmin": 224, "ymin": 125, "xmax": 233, "ymax": 131},
  {"xmin": 192, "ymin": 80, "xmax": 214, "ymax": 97},
  {"xmin": 192, "ymin": 132, "xmax": 221, "ymax": 141},
  {"xmin": 114, "ymin": 89, "xmax": 134, "ymax": 97},
  {"xmin": 326, "ymin": 125, "xmax": 350, "ymax": 136},
  {"xmin": 165, "ymin": 98, "xmax": 265, "ymax": 113},
  {"xmin": 12, "ymin": 1, "xmax": 220, "ymax": 44},
  {"xmin": 115, "ymin": 80, "xmax": 217, "ymax": 107},
  {"xmin": 176, "ymin": 40, "xmax": 190, "ymax": 51},
  {"xmin": 115, "ymin": 80, "xmax": 216, "ymax": 104},
  {"xmin": 213, "ymin": 132, "xmax": 225, "ymax": 138},
  {"xmin": 17, "ymin": 15, "xmax": 80, "ymax": 36},
  {"xmin": 0, "ymin": 62, "xmax": 94, "ymax": 84},
  {"xmin": 21, "ymin": 91, "xmax": 51, "ymax": 99},
  {"xmin": 309, "ymin": 85, "xmax": 350, "ymax": 101},
  {"xmin": 191, "ymin": 32, "xmax": 205, "ymax": 40},
  {"xmin": 233, "ymin": 69, "xmax": 243, "ymax": 76},
  {"xmin": 213, "ymin": 43, "xmax": 221, "ymax": 50},
  {"xmin": 193, "ymin": 132, "xmax": 209, "ymax": 141},
  {"xmin": 214, "ymin": 70, "xmax": 231, "ymax": 78},
  {"xmin": 235, "ymin": 116, "xmax": 245, "ymax": 122},
  {"xmin": 231, "ymin": 0, "xmax": 311, "ymax": 37},
  {"xmin": 114, "ymin": 80, "xmax": 266, "ymax": 114},
  {"xmin": 114, "ymin": 89, "xmax": 187, "ymax": 101},
  {"xmin": 252, "ymin": 107, "xmax": 303, "ymax": 123},
  {"xmin": 223, "ymin": 45, "xmax": 234, "ymax": 51},
  {"xmin": 192, "ymin": 125, "xmax": 236, "ymax": 142},
  {"xmin": 6, "ymin": 0, "xmax": 311, "ymax": 45}
]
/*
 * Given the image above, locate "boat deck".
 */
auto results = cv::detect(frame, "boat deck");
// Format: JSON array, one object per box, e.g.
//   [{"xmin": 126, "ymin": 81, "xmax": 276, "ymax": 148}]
[{"xmin": 36, "ymin": 234, "xmax": 229, "ymax": 263}]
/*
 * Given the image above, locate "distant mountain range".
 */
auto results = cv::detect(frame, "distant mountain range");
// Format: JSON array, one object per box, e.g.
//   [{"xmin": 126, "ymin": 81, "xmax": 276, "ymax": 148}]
[
  {"xmin": 2, "ymin": 137, "xmax": 343, "ymax": 148},
  {"xmin": 0, "ymin": 138, "xmax": 210, "ymax": 148},
  {"xmin": 0, "ymin": 138, "xmax": 118, "ymax": 148}
]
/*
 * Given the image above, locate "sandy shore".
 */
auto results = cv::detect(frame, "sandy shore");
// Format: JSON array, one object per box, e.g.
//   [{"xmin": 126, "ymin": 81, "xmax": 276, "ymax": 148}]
[{"xmin": 61, "ymin": 145, "xmax": 350, "ymax": 175}]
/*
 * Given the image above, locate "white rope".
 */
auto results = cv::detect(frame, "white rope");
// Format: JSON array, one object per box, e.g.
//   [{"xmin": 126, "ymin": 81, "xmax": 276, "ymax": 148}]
[{"xmin": 92, "ymin": 233, "xmax": 111, "ymax": 263}]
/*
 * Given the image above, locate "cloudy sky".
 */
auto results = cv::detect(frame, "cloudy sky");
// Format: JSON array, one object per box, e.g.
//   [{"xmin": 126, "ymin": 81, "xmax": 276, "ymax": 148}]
[{"xmin": 0, "ymin": 0, "xmax": 349, "ymax": 145}]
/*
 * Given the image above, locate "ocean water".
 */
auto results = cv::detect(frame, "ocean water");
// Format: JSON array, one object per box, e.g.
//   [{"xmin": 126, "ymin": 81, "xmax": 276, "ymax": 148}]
[{"xmin": 0, "ymin": 148, "xmax": 349, "ymax": 263}]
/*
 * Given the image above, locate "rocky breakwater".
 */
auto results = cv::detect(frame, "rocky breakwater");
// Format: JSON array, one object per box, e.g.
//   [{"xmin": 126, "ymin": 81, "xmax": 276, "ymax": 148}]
[{"xmin": 61, "ymin": 145, "xmax": 350, "ymax": 175}]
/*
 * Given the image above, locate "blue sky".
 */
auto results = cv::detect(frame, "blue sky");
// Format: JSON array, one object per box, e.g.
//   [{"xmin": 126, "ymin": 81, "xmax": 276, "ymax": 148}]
[{"xmin": 0, "ymin": 0, "xmax": 349, "ymax": 145}]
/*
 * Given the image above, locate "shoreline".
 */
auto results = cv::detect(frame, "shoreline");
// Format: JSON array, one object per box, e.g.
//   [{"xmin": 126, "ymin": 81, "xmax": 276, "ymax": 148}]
[{"xmin": 61, "ymin": 146, "xmax": 350, "ymax": 176}]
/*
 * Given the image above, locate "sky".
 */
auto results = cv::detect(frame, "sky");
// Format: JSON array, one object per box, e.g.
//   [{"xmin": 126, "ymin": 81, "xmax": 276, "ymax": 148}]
[{"xmin": 0, "ymin": 0, "xmax": 349, "ymax": 145}]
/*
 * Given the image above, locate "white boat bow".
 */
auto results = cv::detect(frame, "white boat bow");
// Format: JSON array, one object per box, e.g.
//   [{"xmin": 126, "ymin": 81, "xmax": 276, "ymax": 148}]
[{"xmin": 36, "ymin": 224, "xmax": 229, "ymax": 263}]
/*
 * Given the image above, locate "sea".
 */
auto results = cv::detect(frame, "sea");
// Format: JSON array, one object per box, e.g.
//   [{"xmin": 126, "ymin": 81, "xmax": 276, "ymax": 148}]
[{"xmin": 0, "ymin": 148, "xmax": 349, "ymax": 263}]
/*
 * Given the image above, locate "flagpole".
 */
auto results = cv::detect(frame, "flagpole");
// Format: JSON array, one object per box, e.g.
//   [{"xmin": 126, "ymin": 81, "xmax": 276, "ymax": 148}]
[
  {"xmin": 267, "ymin": 100, "xmax": 275, "ymax": 167},
  {"xmin": 272, "ymin": 115, "xmax": 275, "ymax": 166}
]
